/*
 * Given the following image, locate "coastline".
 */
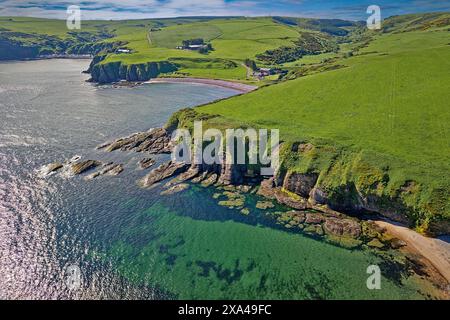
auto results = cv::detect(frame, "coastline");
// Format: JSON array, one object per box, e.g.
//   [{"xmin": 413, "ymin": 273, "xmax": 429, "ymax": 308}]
[
  {"xmin": 101, "ymin": 69, "xmax": 450, "ymax": 289},
  {"xmin": 24, "ymin": 58, "xmax": 450, "ymax": 291},
  {"xmin": 146, "ymin": 77, "xmax": 258, "ymax": 93},
  {"xmin": 0, "ymin": 55, "xmax": 93, "ymax": 63},
  {"xmin": 375, "ymin": 220, "xmax": 450, "ymax": 285}
]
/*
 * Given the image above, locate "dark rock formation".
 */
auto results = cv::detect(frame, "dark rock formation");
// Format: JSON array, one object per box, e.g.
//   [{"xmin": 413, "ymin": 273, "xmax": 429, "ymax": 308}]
[
  {"xmin": 283, "ymin": 172, "xmax": 318, "ymax": 198},
  {"xmin": 201, "ymin": 173, "xmax": 218, "ymax": 187},
  {"xmin": 138, "ymin": 158, "xmax": 156, "ymax": 170},
  {"xmin": 218, "ymin": 163, "xmax": 247, "ymax": 185},
  {"xmin": 178, "ymin": 167, "xmax": 201, "ymax": 182},
  {"xmin": 101, "ymin": 128, "xmax": 172, "ymax": 154},
  {"xmin": 305, "ymin": 213, "xmax": 326, "ymax": 224},
  {"xmin": 323, "ymin": 217, "xmax": 361, "ymax": 238},
  {"xmin": 257, "ymin": 178, "xmax": 308, "ymax": 210},
  {"xmin": 139, "ymin": 161, "xmax": 189, "ymax": 188},
  {"xmin": 275, "ymin": 192, "xmax": 308, "ymax": 210},
  {"xmin": 0, "ymin": 38, "xmax": 40, "ymax": 60},
  {"xmin": 89, "ymin": 60, "xmax": 178, "ymax": 84}
]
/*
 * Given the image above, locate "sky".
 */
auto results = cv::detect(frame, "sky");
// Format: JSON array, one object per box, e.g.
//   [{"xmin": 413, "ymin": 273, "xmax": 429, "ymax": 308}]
[{"xmin": 0, "ymin": 0, "xmax": 449, "ymax": 20}]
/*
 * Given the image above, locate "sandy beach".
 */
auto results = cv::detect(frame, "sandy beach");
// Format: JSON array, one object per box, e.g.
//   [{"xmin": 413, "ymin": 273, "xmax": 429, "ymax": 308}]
[
  {"xmin": 146, "ymin": 77, "xmax": 258, "ymax": 93},
  {"xmin": 375, "ymin": 220, "xmax": 450, "ymax": 284}
]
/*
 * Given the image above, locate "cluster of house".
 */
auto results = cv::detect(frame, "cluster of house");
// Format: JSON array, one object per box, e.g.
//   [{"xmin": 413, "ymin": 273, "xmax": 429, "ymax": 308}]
[
  {"xmin": 175, "ymin": 44, "xmax": 209, "ymax": 51},
  {"xmin": 256, "ymin": 68, "xmax": 274, "ymax": 77},
  {"xmin": 175, "ymin": 39, "xmax": 212, "ymax": 52},
  {"xmin": 253, "ymin": 67, "xmax": 287, "ymax": 79},
  {"xmin": 116, "ymin": 48, "xmax": 131, "ymax": 54}
]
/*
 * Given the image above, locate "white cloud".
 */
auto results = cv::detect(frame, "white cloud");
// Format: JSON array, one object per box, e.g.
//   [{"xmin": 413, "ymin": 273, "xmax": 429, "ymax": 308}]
[{"xmin": 0, "ymin": 0, "xmax": 268, "ymax": 20}]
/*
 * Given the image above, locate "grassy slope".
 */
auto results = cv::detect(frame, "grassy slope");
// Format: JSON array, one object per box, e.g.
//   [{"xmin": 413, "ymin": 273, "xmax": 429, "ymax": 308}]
[
  {"xmin": 195, "ymin": 26, "xmax": 450, "ymax": 229},
  {"xmin": 1, "ymin": 16, "xmax": 302, "ymax": 83},
  {"xmin": 102, "ymin": 17, "xmax": 301, "ymax": 82}
]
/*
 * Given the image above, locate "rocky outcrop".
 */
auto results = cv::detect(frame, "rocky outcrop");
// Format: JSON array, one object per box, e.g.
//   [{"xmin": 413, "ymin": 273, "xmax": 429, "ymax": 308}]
[
  {"xmin": 218, "ymin": 163, "xmax": 247, "ymax": 185},
  {"xmin": 138, "ymin": 158, "xmax": 156, "ymax": 170},
  {"xmin": 139, "ymin": 161, "xmax": 190, "ymax": 188},
  {"xmin": 67, "ymin": 41, "xmax": 123, "ymax": 56},
  {"xmin": 305, "ymin": 213, "xmax": 327, "ymax": 224},
  {"xmin": 89, "ymin": 60, "xmax": 178, "ymax": 84},
  {"xmin": 100, "ymin": 128, "xmax": 172, "ymax": 154},
  {"xmin": 257, "ymin": 178, "xmax": 308, "ymax": 210},
  {"xmin": 282, "ymin": 172, "xmax": 318, "ymax": 198},
  {"xmin": 323, "ymin": 217, "xmax": 361, "ymax": 238},
  {"xmin": 85, "ymin": 163, "xmax": 124, "ymax": 180},
  {"xmin": 71, "ymin": 160, "xmax": 102, "ymax": 175},
  {"xmin": 0, "ymin": 30, "xmax": 119, "ymax": 61},
  {"xmin": 0, "ymin": 38, "xmax": 40, "ymax": 60},
  {"xmin": 201, "ymin": 173, "xmax": 219, "ymax": 187}
]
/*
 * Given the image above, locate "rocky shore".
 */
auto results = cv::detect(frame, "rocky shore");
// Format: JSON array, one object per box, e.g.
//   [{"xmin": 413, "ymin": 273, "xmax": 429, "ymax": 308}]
[
  {"xmin": 40, "ymin": 126, "xmax": 449, "ymax": 289},
  {"xmin": 97, "ymin": 128, "xmax": 172, "ymax": 154}
]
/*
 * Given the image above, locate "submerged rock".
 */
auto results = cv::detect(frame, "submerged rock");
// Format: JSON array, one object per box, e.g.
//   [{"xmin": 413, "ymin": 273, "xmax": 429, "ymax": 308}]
[
  {"xmin": 275, "ymin": 211, "xmax": 306, "ymax": 229},
  {"xmin": 218, "ymin": 191, "xmax": 245, "ymax": 209},
  {"xmin": 325, "ymin": 235, "xmax": 363, "ymax": 249},
  {"xmin": 304, "ymin": 224, "xmax": 324, "ymax": 236},
  {"xmin": 256, "ymin": 201, "xmax": 275, "ymax": 210},
  {"xmin": 161, "ymin": 183, "xmax": 189, "ymax": 195},
  {"xmin": 139, "ymin": 161, "xmax": 189, "ymax": 188}
]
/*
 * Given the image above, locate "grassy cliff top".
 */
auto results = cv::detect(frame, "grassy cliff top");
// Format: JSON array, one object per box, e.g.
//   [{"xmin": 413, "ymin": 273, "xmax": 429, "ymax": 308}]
[{"xmin": 192, "ymin": 18, "xmax": 450, "ymax": 227}]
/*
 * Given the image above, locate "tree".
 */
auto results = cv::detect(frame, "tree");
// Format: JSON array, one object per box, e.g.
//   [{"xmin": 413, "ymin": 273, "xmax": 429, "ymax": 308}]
[{"xmin": 244, "ymin": 59, "xmax": 258, "ymax": 71}]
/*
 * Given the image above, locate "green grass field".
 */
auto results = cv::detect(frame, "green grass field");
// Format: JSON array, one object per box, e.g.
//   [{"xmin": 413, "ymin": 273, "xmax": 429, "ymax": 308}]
[{"xmin": 102, "ymin": 17, "xmax": 302, "ymax": 82}]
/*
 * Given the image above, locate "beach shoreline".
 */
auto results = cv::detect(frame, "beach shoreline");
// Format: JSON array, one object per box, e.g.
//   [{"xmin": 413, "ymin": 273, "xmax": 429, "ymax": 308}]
[
  {"xmin": 146, "ymin": 77, "xmax": 258, "ymax": 93},
  {"xmin": 375, "ymin": 219, "xmax": 450, "ymax": 288}
]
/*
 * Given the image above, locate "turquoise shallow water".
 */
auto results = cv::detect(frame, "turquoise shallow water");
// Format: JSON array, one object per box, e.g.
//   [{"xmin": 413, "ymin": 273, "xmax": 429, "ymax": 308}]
[{"xmin": 0, "ymin": 59, "xmax": 437, "ymax": 299}]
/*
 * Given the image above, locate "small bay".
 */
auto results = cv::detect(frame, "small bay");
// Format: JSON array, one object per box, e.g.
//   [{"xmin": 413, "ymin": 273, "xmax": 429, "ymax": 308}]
[{"xmin": 0, "ymin": 59, "xmax": 438, "ymax": 299}]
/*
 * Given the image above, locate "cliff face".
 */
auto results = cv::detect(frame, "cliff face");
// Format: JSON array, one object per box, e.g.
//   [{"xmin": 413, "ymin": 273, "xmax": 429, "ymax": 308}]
[
  {"xmin": 0, "ymin": 39, "xmax": 40, "ymax": 60},
  {"xmin": 274, "ymin": 143, "xmax": 450, "ymax": 236},
  {"xmin": 0, "ymin": 34, "xmax": 123, "ymax": 61},
  {"xmin": 66, "ymin": 41, "xmax": 124, "ymax": 56},
  {"xmin": 89, "ymin": 60, "xmax": 178, "ymax": 83}
]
